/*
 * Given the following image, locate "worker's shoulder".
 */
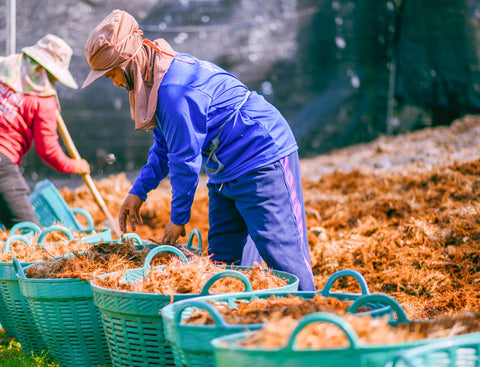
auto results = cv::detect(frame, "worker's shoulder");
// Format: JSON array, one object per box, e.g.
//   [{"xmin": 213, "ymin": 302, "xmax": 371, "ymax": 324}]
[{"xmin": 27, "ymin": 93, "xmax": 57, "ymax": 111}]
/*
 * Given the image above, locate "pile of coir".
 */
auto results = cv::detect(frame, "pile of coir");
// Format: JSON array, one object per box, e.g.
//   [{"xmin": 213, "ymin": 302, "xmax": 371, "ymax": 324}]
[
  {"xmin": 238, "ymin": 311, "xmax": 480, "ymax": 349},
  {"xmin": 91, "ymin": 256, "xmax": 288, "ymax": 294},
  {"xmin": 24, "ymin": 240, "xmax": 183, "ymax": 280},
  {"xmin": 185, "ymin": 294, "xmax": 353, "ymax": 325}
]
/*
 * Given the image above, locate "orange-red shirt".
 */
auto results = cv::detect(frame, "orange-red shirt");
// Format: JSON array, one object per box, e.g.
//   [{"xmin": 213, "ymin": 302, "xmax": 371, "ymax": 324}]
[{"xmin": 0, "ymin": 82, "xmax": 75, "ymax": 173}]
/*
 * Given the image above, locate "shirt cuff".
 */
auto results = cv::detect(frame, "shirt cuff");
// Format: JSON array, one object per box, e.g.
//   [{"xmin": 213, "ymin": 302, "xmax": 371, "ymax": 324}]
[
  {"xmin": 170, "ymin": 209, "xmax": 191, "ymax": 226},
  {"xmin": 129, "ymin": 182, "xmax": 149, "ymax": 201}
]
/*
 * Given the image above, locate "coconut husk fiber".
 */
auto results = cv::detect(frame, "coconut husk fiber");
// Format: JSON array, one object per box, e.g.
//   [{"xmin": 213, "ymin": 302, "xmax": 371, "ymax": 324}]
[
  {"xmin": 25, "ymin": 239, "xmax": 186, "ymax": 280},
  {"xmin": 92, "ymin": 256, "xmax": 287, "ymax": 295},
  {"xmin": 239, "ymin": 311, "xmax": 480, "ymax": 349},
  {"xmin": 0, "ymin": 229, "xmax": 104, "ymax": 263},
  {"xmin": 0, "ymin": 239, "xmax": 91, "ymax": 263},
  {"xmin": 60, "ymin": 115, "xmax": 480, "ymax": 319},
  {"xmin": 184, "ymin": 294, "xmax": 353, "ymax": 326}
]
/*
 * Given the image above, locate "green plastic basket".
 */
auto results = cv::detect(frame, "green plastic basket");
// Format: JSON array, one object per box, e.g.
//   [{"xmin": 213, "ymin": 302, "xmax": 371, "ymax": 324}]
[
  {"xmin": 0, "ymin": 229, "xmax": 67, "ymax": 341},
  {"xmin": 211, "ymin": 294, "xmax": 480, "ymax": 367},
  {"xmin": 14, "ymin": 256, "xmax": 112, "ymax": 367},
  {"xmin": 161, "ymin": 269, "xmax": 394, "ymax": 367},
  {"xmin": 0, "ymin": 246, "xmax": 48, "ymax": 356},
  {"xmin": 0, "ymin": 230, "xmax": 148, "ymax": 344},
  {"xmin": 34, "ymin": 223, "xmax": 112, "ymax": 244},
  {"xmin": 91, "ymin": 245, "xmax": 298, "ymax": 367},
  {"xmin": 386, "ymin": 338, "xmax": 480, "ymax": 367},
  {"xmin": 12, "ymin": 237, "xmax": 163, "ymax": 367},
  {"xmin": 75, "ymin": 227, "xmax": 112, "ymax": 243},
  {"xmin": 5, "ymin": 224, "xmax": 112, "ymax": 250},
  {"xmin": 0, "ymin": 235, "xmax": 31, "ymax": 339},
  {"xmin": 8, "ymin": 221, "xmax": 42, "ymax": 238},
  {"xmin": 29, "ymin": 179, "xmax": 95, "ymax": 231},
  {"xmin": 0, "ymin": 223, "xmax": 110, "ymax": 339},
  {"xmin": 0, "ymin": 282, "xmax": 16, "ymax": 338}
]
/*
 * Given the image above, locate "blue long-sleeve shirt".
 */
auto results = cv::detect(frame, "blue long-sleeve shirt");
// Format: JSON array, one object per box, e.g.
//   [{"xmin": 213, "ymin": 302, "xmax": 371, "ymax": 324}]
[{"xmin": 130, "ymin": 53, "xmax": 297, "ymax": 225}]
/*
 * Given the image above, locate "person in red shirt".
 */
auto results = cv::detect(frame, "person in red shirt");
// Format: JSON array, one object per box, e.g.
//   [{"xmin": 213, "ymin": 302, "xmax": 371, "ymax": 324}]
[{"xmin": 0, "ymin": 34, "xmax": 90, "ymax": 228}]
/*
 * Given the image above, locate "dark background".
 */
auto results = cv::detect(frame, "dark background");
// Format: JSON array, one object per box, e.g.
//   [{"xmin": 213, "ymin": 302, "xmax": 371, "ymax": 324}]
[{"xmin": 1, "ymin": 0, "xmax": 480, "ymax": 182}]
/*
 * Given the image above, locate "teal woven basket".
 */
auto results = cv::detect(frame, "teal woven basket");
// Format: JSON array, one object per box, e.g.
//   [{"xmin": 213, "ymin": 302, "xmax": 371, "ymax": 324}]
[
  {"xmin": 34, "ymin": 223, "xmax": 112, "ymax": 244},
  {"xmin": 8, "ymin": 221, "xmax": 42, "ymax": 238},
  {"xmin": 0, "ymin": 226, "xmax": 115, "ymax": 344},
  {"xmin": 0, "ymin": 282, "xmax": 16, "ymax": 338},
  {"xmin": 0, "ymin": 222, "xmax": 107, "ymax": 344},
  {"xmin": 0, "ymin": 224, "xmax": 110, "ymax": 342},
  {"xmin": 91, "ymin": 245, "xmax": 298, "ymax": 367},
  {"xmin": 161, "ymin": 269, "xmax": 393, "ymax": 367},
  {"xmin": 4, "ymin": 222, "xmax": 111, "ymax": 252},
  {"xmin": 29, "ymin": 179, "xmax": 95, "ymax": 231},
  {"xmin": 0, "ymin": 231, "xmax": 45, "ymax": 340},
  {"xmin": 211, "ymin": 294, "xmax": 480, "ymax": 367},
  {"xmin": 0, "ymin": 235, "xmax": 33, "ymax": 339},
  {"xmin": 74, "ymin": 227, "xmax": 112, "ymax": 243},
  {"xmin": 12, "ymin": 239, "xmax": 161, "ymax": 367},
  {"xmin": 0, "ymin": 229, "xmax": 76, "ymax": 341},
  {"xmin": 385, "ymin": 338, "xmax": 480, "ymax": 367},
  {"xmin": 14, "ymin": 257, "xmax": 112, "ymax": 367},
  {"xmin": 0, "ymin": 227, "xmax": 116, "ymax": 341},
  {"xmin": 0, "ymin": 251, "xmax": 49, "ymax": 356},
  {"xmin": 6, "ymin": 224, "xmax": 112, "ymax": 250}
]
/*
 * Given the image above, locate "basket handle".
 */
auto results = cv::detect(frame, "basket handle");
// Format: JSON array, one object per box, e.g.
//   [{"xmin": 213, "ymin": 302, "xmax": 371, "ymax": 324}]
[
  {"xmin": 120, "ymin": 233, "xmax": 143, "ymax": 244},
  {"xmin": 37, "ymin": 225, "xmax": 75, "ymax": 247},
  {"xmin": 384, "ymin": 357, "xmax": 416, "ymax": 367},
  {"xmin": 4, "ymin": 235, "xmax": 32, "ymax": 254},
  {"xmin": 186, "ymin": 228, "xmax": 202, "ymax": 252},
  {"xmin": 347, "ymin": 293, "xmax": 409, "ymax": 323},
  {"xmin": 199, "ymin": 270, "xmax": 253, "ymax": 295},
  {"xmin": 9, "ymin": 221, "xmax": 42, "ymax": 237},
  {"xmin": 283, "ymin": 312, "xmax": 360, "ymax": 351},
  {"xmin": 321, "ymin": 269, "xmax": 370, "ymax": 297},
  {"xmin": 172, "ymin": 299, "xmax": 230, "ymax": 328},
  {"xmin": 385, "ymin": 339, "xmax": 478, "ymax": 367},
  {"xmin": 12, "ymin": 257, "xmax": 26, "ymax": 279},
  {"xmin": 70, "ymin": 207, "xmax": 94, "ymax": 230},
  {"xmin": 142, "ymin": 245, "xmax": 188, "ymax": 278}
]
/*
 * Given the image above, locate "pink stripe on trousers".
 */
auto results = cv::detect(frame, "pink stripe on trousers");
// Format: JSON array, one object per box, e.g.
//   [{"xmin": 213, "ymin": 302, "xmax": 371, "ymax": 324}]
[{"xmin": 280, "ymin": 155, "xmax": 312, "ymax": 272}]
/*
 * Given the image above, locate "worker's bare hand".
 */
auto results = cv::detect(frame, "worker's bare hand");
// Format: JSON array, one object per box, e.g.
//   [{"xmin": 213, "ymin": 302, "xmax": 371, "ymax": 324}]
[
  {"xmin": 162, "ymin": 220, "xmax": 186, "ymax": 245},
  {"xmin": 72, "ymin": 159, "xmax": 90, "ymax": 174},
  {"xmin": 119, "ymin": 193, "xmax": 144, "ymax": 232}
]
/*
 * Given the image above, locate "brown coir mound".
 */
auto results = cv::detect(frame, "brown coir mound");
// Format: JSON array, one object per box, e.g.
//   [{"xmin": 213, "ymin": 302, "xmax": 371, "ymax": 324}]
[
  {"xmin": 306, "ymin": 159, "xmax": 480, "ymax": 319},
  {"xmin": 0, "ymin": 228, "xmax": 105, "ymax": 263},
  {"xmin": 92, "ymin": 256, "xmax": 287, "ymax": 295},
  {"xmin": 240, "ymin": 311, "xmax": 480, "ymax": 349},
  {"xmin": 60, "ymin": 116, "xmax": 480, "ymax": 319},
  {"xmin": 0, "ymin": 239, "xmax": 91, "ymax": 263},
  {"xmin": 25, "ymin": 240, "xmax": 181, "ymax": 280},
  {"xmin": 185, "ymin": 294, "xmax": 352, "ymax": 325}
]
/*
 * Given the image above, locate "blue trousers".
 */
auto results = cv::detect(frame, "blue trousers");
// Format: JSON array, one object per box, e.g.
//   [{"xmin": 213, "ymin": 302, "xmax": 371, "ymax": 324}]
[{"xmin": 207, "ymin": 151, "xmax": 315, "ymax": 291}]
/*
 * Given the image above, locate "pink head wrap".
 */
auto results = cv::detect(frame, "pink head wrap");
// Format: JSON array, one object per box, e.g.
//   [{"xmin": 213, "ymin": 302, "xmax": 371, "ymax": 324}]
[{"xmin": 82, "ymin": 9, "xmax": 175, "ymax": 131}]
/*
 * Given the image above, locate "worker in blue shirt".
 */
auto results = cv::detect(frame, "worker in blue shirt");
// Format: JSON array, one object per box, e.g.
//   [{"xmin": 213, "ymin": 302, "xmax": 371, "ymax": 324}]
[{"xmin": 82, "ymin": 9, "xmax": 315, "ymax": 291}]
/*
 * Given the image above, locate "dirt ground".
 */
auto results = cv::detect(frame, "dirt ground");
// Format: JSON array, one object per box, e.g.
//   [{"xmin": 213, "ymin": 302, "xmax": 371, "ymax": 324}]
[{"xmin": 61, "ymin": 114, "xmax": 480, "ymax": 320}]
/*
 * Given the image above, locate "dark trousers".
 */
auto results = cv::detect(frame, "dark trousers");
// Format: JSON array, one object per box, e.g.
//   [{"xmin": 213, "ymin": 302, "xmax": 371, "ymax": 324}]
[
  {"xmin": 0, "ymin": 154, "xmax": 39, "ymax": 228},
  {"xmin": 207, "ymin": 151, "xmax": 315, "ymax": 291}
]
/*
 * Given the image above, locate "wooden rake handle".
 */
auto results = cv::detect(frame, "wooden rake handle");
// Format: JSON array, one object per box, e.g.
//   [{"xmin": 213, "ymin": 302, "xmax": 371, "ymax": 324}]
[{"xmin": 56, "ymin": 112, "xmax": 121, "ymax": 237}]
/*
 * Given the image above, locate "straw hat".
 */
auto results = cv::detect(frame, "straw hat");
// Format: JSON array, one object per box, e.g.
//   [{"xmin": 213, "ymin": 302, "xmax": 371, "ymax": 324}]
[{"xmin": 22, "ymin": 34, "xmax": 78, "ymax": 89}]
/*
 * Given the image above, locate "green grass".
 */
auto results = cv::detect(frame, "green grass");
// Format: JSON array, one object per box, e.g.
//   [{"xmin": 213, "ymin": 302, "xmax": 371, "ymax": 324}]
[{"xmin": 0, "ymin": 329, "xmax": 59, "ymax": 367}]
